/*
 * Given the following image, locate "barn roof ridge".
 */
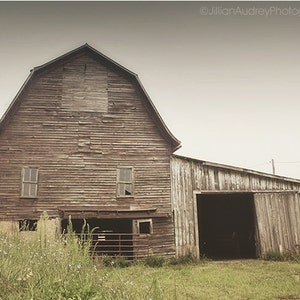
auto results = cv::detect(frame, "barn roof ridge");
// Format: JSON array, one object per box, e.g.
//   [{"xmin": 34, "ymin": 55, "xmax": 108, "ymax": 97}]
[
  {"xmin": 0, "ymin": 43, "xmax": 181, "ymax": 152},
  {"xmin": 31, "ymin": 43, "xmax": 138, "ymax": 77}
]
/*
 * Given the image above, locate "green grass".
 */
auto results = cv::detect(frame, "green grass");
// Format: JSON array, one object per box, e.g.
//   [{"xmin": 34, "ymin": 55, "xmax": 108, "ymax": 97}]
[
  {"xmin": 0, "ymin": 217, "xmax": 299, "ymax": 299},
  {"xmin": 100, "ymin": 260, "xmax": 300, "ymax": 300}
]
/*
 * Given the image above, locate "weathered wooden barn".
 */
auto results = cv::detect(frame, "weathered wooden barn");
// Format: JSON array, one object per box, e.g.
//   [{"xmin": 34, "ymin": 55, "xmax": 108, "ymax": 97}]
[
  {"xmin": 171, "ymin": 155, "xmax": 300, "ymax": 259},
  {"xmin": 0, "ymin": 44, "xmax": 299, "ymax": 259}
]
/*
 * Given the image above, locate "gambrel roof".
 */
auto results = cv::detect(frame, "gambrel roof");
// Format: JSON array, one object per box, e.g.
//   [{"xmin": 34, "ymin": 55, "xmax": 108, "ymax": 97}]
[{"xmin": 0, "ymin": 43, "xmax": 181, "ymax": 152}]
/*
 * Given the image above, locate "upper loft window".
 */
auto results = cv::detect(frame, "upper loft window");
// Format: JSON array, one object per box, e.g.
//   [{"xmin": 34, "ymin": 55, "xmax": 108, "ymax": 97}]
[
  {"xmin": 117, "ymin": 167, "xmax": 133, "ymax": 197},
  {"xmin": 21, "ymin": 167, "xmax": 39, "ymax": 198}
]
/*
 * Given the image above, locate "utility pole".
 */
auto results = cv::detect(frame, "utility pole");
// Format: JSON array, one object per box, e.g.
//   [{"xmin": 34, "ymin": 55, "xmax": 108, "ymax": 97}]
[{"xmin": 271, "ymin": 159, "xmax": 275, "ymax": 175}]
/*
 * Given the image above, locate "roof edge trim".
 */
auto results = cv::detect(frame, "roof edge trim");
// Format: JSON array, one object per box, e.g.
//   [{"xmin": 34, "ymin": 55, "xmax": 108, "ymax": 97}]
[
  {"xmin": 0, "ymin": 71, "xmax": 34, "ymax": 130},
  {"xmin": 172, "ymin": 154, "xmax": 300, "ymax": 183}
]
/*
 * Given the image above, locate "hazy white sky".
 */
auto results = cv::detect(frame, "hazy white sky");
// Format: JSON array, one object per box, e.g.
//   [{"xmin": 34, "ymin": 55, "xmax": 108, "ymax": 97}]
[{"xmin": 0, "ymin": 2, "xmax": 299, "ymax": 179}]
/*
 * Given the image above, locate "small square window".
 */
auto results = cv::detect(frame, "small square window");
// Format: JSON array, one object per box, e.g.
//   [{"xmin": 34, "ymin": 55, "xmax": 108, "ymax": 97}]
[
  {"xmin": 117, "ymin": 167, "xmax": 133, "ymax": 197},
  {"xmin": 21, "ymin": 167, "xmax": 39, "ymax": 198},
  {"xmin": 137, "ymin": 219, "xmax": 153, "ymax": 234}
]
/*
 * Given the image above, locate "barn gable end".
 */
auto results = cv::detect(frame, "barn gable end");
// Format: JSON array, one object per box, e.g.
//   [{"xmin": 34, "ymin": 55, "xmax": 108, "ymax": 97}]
[{"xmin": 0, "ymin": 44, "xmax": 180, "ymax": 257}]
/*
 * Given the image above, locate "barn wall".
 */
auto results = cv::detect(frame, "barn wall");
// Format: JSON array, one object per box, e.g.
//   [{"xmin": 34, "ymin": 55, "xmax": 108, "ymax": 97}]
[
  {"xmin": 0, "ymin": 217, "xmax": 59, "ymax": 241},
  {"xmin": 0, "ymin": 52, "xmax": 175, "ymax": 256},
  {"xmin": 171, "ymin": 157, "xmax": 201, "ymax": 257},
  {"xmin": 0, "ymin": 221, "xmax": 18, "ymax": 234},
  {"xmin": 171, "ymin": 156, "xmax": 300, "ymax": 257}
]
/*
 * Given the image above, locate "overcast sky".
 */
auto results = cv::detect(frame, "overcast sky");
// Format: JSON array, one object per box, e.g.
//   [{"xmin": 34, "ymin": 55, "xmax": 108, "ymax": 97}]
[{"xmin": 0, "ymin": 2, "xmax": 299, "ymax": 179}]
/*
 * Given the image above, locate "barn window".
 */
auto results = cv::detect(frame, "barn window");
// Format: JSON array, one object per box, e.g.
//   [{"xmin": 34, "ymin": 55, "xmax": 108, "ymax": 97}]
[
  {"xmin": 137, "ymin": 219, "xmax": 153, "ymax": 234},
  {"xmin": 19, "ymin": 219, "xmax": 37, "ymax": 231},
  {"xmin": 117, "ymin": 167, "xmax": 133, "ymax": 197},
  {"xmin": 21, "ymin": 167, "xmax": 39, "ymax": 198}
]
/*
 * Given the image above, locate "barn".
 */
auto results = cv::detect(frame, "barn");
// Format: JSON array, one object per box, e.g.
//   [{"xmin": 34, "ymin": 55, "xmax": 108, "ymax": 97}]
[
  {"xmin": 0, "ymin": 44, "xmax": 299, "ymax": 260},
  {"xmin": 171, "ymin": 155, "xmax": 300, "ymax": 259}
]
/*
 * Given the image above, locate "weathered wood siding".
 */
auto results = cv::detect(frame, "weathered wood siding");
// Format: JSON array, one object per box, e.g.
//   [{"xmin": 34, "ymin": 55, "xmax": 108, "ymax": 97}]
[
  {"xmin": 171, "ymin": 155, "xmax": 300, "ymax": 257},
  {"xmin": 171, "ymin": 156, "xmax": 202, "ymax": 257},
  {"xmin": 0, "ymin": 51, "xmax": 174, "ymax": 255},
  {"xmin": 254, "ymin": 192, "xmax": 300, "ymax": 255}
]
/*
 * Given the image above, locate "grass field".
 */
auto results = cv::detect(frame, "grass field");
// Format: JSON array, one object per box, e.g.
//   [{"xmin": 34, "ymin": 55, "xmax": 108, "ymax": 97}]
[
  {"xmin": 104, "ymin": 260, "xmax": 300, "ymax": 300},
  {"xmin": 1, "ymin": 218, "xmax": 299, "ymax": 299}
]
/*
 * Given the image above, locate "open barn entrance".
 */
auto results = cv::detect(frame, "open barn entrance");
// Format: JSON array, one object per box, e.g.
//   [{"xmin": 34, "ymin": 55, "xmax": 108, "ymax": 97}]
[
  {"xmin": 197, "ymin": 193, "xmax": 257, "ymax": 259},
  {"xmin": 61, "ymin": 218, "xmax": 133, "ymax": 258}
]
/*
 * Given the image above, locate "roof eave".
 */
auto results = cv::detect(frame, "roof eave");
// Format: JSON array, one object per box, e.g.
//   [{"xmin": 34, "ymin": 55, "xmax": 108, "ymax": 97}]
[
  {"xmin": 134, "ymin": 76, "xmax": 181, "ymax": 152},
  {"xmin": 172, "ymin": 154, "xmax": 300, "ymax": 183},
  {"xmin": 0, "ymin": 71, "xmax": 34, "ymax": 132}
]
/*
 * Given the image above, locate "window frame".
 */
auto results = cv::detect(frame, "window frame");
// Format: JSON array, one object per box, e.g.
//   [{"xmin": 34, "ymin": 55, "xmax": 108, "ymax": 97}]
[
  {"xmin": 116, "ymin": 167, "xmax": 134, "ymax": 198},
  {"xmin": 21, "ymin": 167, "xmax": 39, "ymax": 198},
  {"xmin": 18, "ymin": 219, "xmax": 38, "ymax": 232},
  {"xmin": 137, "ymin": 219, "xmax": 153, "ymax": 235}
]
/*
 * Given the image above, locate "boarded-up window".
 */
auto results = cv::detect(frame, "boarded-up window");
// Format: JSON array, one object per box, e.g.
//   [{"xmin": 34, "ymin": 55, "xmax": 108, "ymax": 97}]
[
  {"xmin": 117, "ymin": 167, "xmax": 133, "ymax": 197},
  {"xmin": 21, "ymin": 167, "xmax": 39, "ymax": 198},
  {"xmin": 62, "ymin": 57, "xmax": 108, "ymax": 113}
]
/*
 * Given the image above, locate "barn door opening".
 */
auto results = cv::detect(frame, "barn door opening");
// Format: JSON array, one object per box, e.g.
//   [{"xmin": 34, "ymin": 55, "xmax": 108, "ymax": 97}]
[{"xmin": 197, "ymin": 193, "xmax": 257, "ymax": 259}]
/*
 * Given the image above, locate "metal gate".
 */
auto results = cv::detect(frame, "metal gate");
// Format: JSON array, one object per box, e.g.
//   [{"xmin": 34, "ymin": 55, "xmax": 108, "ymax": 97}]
[{"xmin": 88, "ymin": 232, "xmax": 150, "ymax": 259}]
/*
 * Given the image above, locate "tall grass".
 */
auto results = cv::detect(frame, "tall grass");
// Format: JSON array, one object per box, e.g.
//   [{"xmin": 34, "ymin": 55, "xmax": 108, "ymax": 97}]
[
  {"xmin": 0, "ymin": 214, "xmax": 98, "ymax": 299},
  {"xmin": 1, "ymin": 214, "xmax": 300, "ymax": 299}
]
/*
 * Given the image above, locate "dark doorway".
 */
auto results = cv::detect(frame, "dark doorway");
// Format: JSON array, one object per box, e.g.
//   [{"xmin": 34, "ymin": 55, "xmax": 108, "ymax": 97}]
[
  {"xmin": 197, "ymin": 193, "xmax": 257, "ymax": 259},
  {"xmin": 61, "ymin": 218, "xmax": 133, "ymax": 257},
  {"xmin": 61, "ymin": 218, "xmax": 132, "ymax": 234}
]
